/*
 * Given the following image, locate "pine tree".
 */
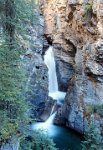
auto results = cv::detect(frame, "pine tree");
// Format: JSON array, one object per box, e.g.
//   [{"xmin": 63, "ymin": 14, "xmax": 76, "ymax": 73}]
[
  {"xmin": 0, "ymin": 0, "xmax": 34, "ymax": 144},
  {"xmin": 81, "ymin": 119, "xmax": 103, "ymax": 150}
]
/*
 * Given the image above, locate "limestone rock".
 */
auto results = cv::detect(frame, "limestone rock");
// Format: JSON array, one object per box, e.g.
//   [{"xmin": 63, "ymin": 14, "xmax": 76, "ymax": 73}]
[
  {"xmin": 56, "ymin": 59, "xmax": 75, "ymax": 91},
  {"xmin": 24, "ymin": 51, "xmax": 48, "ymax": 119}
]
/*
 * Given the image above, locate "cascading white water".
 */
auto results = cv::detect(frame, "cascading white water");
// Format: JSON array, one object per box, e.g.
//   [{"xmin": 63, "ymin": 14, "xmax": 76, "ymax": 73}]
[
  {"xmin": 32, "ymin": 113, "xmax": 56, "ymax": 130},
  {"xmin": 45, "ymin": 112, "xmax": 56, "ymax": 125},
  {"xmin": 44, "ymin": 46, "xmax": 58, "ymax": 93},
  {"xmin": 44, "ymin": 46, "xmax": 66, "ymax": 102}
]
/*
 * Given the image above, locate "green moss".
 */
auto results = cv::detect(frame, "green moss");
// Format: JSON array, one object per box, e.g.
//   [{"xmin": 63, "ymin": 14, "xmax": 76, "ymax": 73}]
[
  {"xmin": 95, "ymin": 105, "xmax": 103, "ymax": 117},
  {"xmin": 84, "ymin": 3, "xmax": 93, "ymax": 23},
  {"xmin": 86, "ymin": 104, "xmax": 103, "ymax": 117}
]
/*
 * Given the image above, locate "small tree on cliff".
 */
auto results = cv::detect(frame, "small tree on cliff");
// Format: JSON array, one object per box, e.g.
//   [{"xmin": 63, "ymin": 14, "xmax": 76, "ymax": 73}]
[{"xmin": 81, "ymin": 118, "xmax": 103, "ymax": 150}]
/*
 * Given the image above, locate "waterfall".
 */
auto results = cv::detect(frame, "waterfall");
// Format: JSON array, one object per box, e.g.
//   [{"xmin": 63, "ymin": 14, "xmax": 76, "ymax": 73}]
[
  {"xmin": 44, "ymin": 46, "xmax": 58, "ymax": 93},
  {"xmin": 44, "ymin": 46, "xmax": 66, "ymax": 102},
  {"xmin": 45, "ymin": 112, "xmax": 56, "ymax": 125},
  {"xmin": 32, "ymin": 113, "xmax": 56, "ymax": 130},
  {"xmin": 32, "ymin": 46, "xmax": 66, "ymax": 130},
  {"xmin": 31, "ymin": 37, "xmax": 82, "ymax": 150}
]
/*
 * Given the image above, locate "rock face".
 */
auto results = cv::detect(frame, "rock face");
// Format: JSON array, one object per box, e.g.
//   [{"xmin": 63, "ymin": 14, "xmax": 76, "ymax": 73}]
[
  {"xmin": 21, "ymin": 5, "xmax": 54, "ymax": 120},
  {"xmin": 40, "ymin": 0, "xmax": 103, "ymax": 133},
  {"xmin": 24, "ymin": 51, "xmax": 48, "ymax": 119},
  {"xmin": 56, "ymin": 60, "xmax": 75, "ymax": 91}
]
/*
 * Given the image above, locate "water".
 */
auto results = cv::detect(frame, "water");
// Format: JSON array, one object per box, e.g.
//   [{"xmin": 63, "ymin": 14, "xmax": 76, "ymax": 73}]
[
  {"xmin": 32, "ymin": 113, "xmax": 82, "ymax": 150},
  {"xmin": 49, "ymin": 91, "xmax": 66, "ymax": 104},
  {"xmin": 44, "ymin": 46, "xmax": 66, "ymax": 102},
  {"xmin": 32, "ymin": 113, "xmax": 56, "ymax": 130},
  {"xmin": 52, "ymin": 125, "xmax": 82, "ymax": 150}
]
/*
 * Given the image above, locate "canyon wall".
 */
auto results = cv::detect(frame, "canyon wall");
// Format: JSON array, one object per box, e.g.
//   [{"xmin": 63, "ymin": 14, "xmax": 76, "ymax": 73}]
[
  {"xmin": 21, "ymin": 6, "xmax": 56, "ymax": 121},
  {"xmin": 40, "ymin": 0, "xmax": 103, "ymax": 133}
]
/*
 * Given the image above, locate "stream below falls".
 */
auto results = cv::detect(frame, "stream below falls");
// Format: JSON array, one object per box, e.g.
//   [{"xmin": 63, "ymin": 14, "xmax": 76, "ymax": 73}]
[
  {"xmin": 32, "ymin": 113, "xmax": 82, "ymax": 150},
  {"xmin": 32, "ymin": 46, "xmax": 83, "ymax": 150}
]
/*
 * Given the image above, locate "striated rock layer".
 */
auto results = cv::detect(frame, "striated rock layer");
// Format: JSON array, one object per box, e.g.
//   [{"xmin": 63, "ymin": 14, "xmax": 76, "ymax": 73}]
[{"xmin": 40, "ymin": 0, "xmax": 103, "ymax": 133}]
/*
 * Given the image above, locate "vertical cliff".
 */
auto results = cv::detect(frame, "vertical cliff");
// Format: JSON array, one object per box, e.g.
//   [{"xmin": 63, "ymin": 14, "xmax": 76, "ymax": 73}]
[{"xmin": 40, "ymin": 0, "xmax": 103, "ymax": 133}]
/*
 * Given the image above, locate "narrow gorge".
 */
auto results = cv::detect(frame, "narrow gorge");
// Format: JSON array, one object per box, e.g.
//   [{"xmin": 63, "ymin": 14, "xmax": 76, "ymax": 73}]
[{"xmin": 0, "ymin": 0, "xmax": 103, "ymax": 150}]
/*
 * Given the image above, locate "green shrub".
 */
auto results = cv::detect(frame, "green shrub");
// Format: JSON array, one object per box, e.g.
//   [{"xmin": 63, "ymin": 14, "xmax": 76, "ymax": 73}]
[
  {"xmin": 95, "ymin": 105, "xmax": 103, "ymax": 117},
  {"xmin": 20, "ymin": 130, "xmax": 58, "ymax": 150},
  {"xmin": 86, "ymin": 104, "xmax": 103, "ymax": 117},
  {"xmin": 84, "ymin": 3, "xmax": 93, "ymax": 22}
]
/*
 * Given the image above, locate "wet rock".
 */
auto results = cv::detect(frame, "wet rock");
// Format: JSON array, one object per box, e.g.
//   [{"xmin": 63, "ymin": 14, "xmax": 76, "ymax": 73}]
[
  {"xmin": 40, "ymin": 98, "xmax": 57, "ymax": 121},
  {"xmin": 56, "ymin": 60, "xmax": 75, "ymax": 92},
  {"xmin": 54, "ymin": 107, "xmax": 67, "ymax": 126}
]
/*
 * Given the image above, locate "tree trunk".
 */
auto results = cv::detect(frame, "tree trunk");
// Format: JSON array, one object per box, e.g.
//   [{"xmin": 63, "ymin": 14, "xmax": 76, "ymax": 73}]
[{"xmin": 4, "ymin": 0, "xmax": 15, "ymax": 44}]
